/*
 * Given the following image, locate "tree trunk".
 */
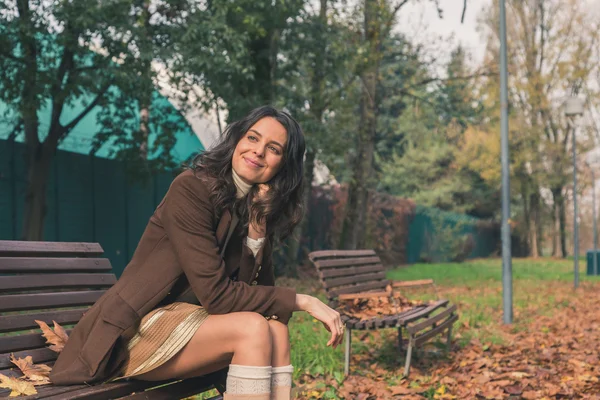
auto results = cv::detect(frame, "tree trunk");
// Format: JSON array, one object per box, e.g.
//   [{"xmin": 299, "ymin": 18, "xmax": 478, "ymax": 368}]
[
  {"xmin": 552, "ymin": 187, "xmax": 568, "ymax": 257},
  {"xmin": 340, "ymin": 0, "xmax": 379, "ymax": 250},
  {"xmin": 139, "ymin": 0, "xmax": 152, "ymax": 160},
  {"xmin": 285, "ymin": 148, "xmax": 316, "ymax": 272},
  {"xmin": 22, "ymin": 145, "xmax": 53, "ymax": 240},
  {"xmin": 551, "ymin": 198, "xmax": 559, "ymax": 257},
  {"xmin": 520, "ymin": 179, "xmax": 531, "ymax": 254},
  {"xmin": 530, "ymin": 190, "xmax": 542, "ymax": 257}
]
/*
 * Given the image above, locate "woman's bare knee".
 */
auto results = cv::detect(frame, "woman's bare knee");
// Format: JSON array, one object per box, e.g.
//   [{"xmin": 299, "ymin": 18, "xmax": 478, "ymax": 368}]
[{"xmin": 233, "ymin": 312, "xmax": 272, "ymax": 347}]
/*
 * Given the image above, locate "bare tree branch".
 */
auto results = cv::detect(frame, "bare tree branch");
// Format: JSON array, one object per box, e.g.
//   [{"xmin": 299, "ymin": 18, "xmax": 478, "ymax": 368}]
[{"xmin": 461, "ymin": 0, "xmax": 467, "ymax": 23}]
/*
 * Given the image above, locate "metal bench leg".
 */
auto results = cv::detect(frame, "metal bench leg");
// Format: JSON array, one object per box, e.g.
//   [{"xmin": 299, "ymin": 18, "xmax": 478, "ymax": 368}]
[
  {"xmin": 403, "ymin": 337, "xmax": 414, "ymax": 377},
  {"xmin": 398, "ymin": 326, "xmax": 403, "ymax": 351},
  {"xmin": 344, "ymin": 328, "xmax": 351, "ymax": 376}
]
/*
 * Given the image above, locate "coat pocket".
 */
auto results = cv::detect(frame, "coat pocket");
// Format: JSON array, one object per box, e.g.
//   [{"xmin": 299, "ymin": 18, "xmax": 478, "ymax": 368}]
[{"xmin": 78, "ymin": 293, "xmax": 139, "ymax": 378}]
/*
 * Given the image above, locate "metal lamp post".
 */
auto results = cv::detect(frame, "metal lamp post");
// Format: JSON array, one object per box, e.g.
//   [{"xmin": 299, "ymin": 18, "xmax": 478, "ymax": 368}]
[
  {"xmin": 499, "ymin": 0, "xmax": 513, "ymax": 324},
  {"xmin": 592, "ymin": 168, "xmax": 598, "ymax": 276},
  {"xmin": 565, "ymin": 96, "xmax": 585, "ymax": 288}
]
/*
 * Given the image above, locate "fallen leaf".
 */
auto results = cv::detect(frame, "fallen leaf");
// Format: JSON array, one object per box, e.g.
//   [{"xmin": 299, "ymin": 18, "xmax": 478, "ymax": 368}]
[
  {"xmin": 391, "ymin": 385, "xmax": 415, "ymax": 395},
  {"xmin": 522, "ymin": 390, "xmax": 539, "ymax": 399},
  {"xmin": 504, "ymin": 384, "xmax": 523, "ymax": 395},
  {"xmin": 10, "ymin": 354, "xmax": 52, "ymax": 384},
  {"xmin": 35, "ymin": 320, "xmax": 69, "ymax": 353},
  {"xmin": 0, "ymin": 374, "xmax": 38, "ymax": 397}
]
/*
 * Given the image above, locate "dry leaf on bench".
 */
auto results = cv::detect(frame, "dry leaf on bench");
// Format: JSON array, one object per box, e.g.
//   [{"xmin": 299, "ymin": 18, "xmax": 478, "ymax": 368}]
[
  {"xmin": 10, "ymin": 354, "xmax": 51, "ymax": 385},
  {"xmin": 0, "ymin": 374, "xmax": 38, "ymax": 397},
  {"xmin": 34, "ymin": 320, "xmax": 69, "ymax": 353}
]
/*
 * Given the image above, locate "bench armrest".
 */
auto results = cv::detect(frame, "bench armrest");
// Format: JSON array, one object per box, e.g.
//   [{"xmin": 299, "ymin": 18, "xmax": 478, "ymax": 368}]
[
  {"xmin": 390, "ymin": 279, "xmax": 434, "ymax": 288},
  {"xmin": 338, "ymin": 291, "xmax": 389, "ymax": 301},
  {"xmin": 391, "ymin": 279, "xmax": 439, "ymax": 300}
]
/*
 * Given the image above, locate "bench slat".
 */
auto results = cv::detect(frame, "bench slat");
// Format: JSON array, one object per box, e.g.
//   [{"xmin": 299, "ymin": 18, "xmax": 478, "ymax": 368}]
[
  {"xmin": 116, "ymin": 376, "xmax": 218, "ymax": 399},
  {"xmin": 0, "ymin": 361, "xmax": 56, "ymax": 377},
  {"xmin": 0, "ymin": 291, "xmax": 105, "ymax": 312},
  {"xmin": 315, "ymin": 256, "xmax": 381, "ymax": 269},
  {"xmin": 41, "ymin": 376, "xmax": 215, "ymax": 400},
  {"xmin": 407, "ymin": 305, "xmax": 457, "ymax": 334},
  {"xmin": 320, "ymin": 264, "xmax": 384, "ymax": 279},
  {"xmin": 308, "ymin": 249, "xmax": 376, "ymax": 261},
  {"xmin": 399, "ymin": 300, "xmax": 449, "ymax": 324},
  {"xmin": 0, "ymin": 308, "xmax": 88, "ymax": 333},
  {"xmin": 0, "ymin": 347, "xmax": 58, "ymax": 369},
  {"xmin": 0, "ymin": 330, "xmax": 73, "ymax": 353},
  {"xmin": 0, "ymin": 258, "xmax": 112, "ymax": 272},
  {"xmin": 0, "ymin": 241, "xmax": 104, "ymax": 257},
  {"xmin": 329, "ymin": 281, "xmax": 388, "ymax": 297},
  {"xmin": 0, "ymin": 381, "xmax": 87, "ymax": 399},
  {"xmin": 338, "ymin": 291, "xmax": 389, "ymax": 301},
  {"xmin": 414, "ymin": 314, "xmax": 458, "ymax": 347},
  {"xmin": 0, "ymin": 273, "xmax": 116, "ymax": 291},
  {"xmin": 324, "ymin": 271, "xmax": 387, "ymax": 289},
  {"xmin": 392, "ymin": 279, "xmax": 434, "ymax": 288}
]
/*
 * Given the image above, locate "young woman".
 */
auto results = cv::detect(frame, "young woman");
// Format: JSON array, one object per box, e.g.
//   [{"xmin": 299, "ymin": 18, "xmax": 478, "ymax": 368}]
[{"xmin": 50, "ymin": 106, "xmax": 345, "ymax": 400}]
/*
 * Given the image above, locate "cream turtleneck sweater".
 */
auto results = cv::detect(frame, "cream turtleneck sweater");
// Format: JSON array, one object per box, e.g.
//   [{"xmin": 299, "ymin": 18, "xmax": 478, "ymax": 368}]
[{"xmin": 232, "ymin": 168, "xmax": 265, "ymax": 257}]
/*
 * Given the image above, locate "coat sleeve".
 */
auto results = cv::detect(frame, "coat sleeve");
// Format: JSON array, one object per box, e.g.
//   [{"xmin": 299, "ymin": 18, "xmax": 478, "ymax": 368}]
[{"xmin": 160, "ymin": 172, "xmax": 297, "ymax": 324}]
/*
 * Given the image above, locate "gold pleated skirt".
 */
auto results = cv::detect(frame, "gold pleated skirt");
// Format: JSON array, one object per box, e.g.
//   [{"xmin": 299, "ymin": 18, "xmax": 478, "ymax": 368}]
[{"xmin": 116, "ymin": 302, "xmax": 209, "ymax": 379}]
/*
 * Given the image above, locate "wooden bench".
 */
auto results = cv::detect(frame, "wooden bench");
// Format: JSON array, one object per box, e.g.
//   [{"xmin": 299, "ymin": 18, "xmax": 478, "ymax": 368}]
[
  {"xmin": 308, "ymin": 249, "xmax": 458, "ymax": 377},
  {"xmin": 0, "ymin": 240, "xmax": 222, "ymax": 399}
]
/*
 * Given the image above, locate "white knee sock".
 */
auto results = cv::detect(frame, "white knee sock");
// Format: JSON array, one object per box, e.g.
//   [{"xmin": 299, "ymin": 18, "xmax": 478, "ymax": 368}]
[
  {"xmin": 270, "ymin": 365, "xmax": 293, "ymax": 399},
  {"xmin": 226, "ymin": 365, "xmax": 272, "ymax": 395}
]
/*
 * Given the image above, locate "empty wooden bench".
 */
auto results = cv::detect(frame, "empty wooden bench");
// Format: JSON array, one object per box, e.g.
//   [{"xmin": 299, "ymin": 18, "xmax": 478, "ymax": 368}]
[
  {"xmin": 0, "ymin": 240, "xmax": 222, "ymax": 399},
  {"xmin": 308, "ymin": 249, "xmax": 458, "ymax": 376}
]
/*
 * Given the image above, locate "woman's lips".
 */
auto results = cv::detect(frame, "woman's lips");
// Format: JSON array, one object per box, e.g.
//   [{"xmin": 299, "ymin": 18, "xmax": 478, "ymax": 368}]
[{"xmin": 244, "ymin": 157, "xmax": 263, "ymax": 168}]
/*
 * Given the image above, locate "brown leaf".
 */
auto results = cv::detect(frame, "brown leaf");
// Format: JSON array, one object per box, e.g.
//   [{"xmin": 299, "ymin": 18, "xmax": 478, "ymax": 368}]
[
  {"xmin": 504, "ymin": 384, "xmax": 523, "ymax": 395},
  {"xmin": 35, "ymin": 320, "xmax": 69, "ymax": 353},
  {"xmin": 0, "ymin": 374, "xmax": 38, "ymax": 397},
  {"xmin": 10, "ymin": 354, "xmax": 52, "ymax": 384},
  {"xmin": 521, "ymin": 390, "xmax": 539, "ymax": 399},
  {"xmin": 391, "ymin": 385, "xmax": 415, "ymax": 395}
]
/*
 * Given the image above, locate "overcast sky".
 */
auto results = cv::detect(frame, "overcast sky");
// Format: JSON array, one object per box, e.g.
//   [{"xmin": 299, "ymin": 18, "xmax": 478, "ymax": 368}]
[{"xmin": 394, "ymin": 0, "xmax": 488, "ymax": 69}]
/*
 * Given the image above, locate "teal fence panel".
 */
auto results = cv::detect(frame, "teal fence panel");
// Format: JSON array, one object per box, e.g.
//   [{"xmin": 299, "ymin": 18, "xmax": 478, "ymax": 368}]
[
  {"xmin": 406, "ymin": 205, "xmax": 499, "ymax": 263},
  {"xmin": 0, "ymin": 140, "xmax": 14, "ymax": 239},
  {"xmin": 0, "ymin": 140, "xmax": 187, "ymax": 277}
]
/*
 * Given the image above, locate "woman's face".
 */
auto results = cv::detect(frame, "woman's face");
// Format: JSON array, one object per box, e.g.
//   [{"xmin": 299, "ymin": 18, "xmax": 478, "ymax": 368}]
[{"xmin": 232, "ymin": 117, "xmax": 288, "ymax": 184}]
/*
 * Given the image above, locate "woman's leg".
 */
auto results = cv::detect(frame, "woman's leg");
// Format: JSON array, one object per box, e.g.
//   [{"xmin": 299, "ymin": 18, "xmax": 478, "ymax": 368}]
[
  {"xmin": 268, "ymin": 320, "xmax": 290, "ymax": 367},
  {"xmin": 268, "ymin": 320, "xmax": 293, "ymax": 400},
  {"xmin": 134, "ymin": 311, "xmax": 272, "ymax": 381}
]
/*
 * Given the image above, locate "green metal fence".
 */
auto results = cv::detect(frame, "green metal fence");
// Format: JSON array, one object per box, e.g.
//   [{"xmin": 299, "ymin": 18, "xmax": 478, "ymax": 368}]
[
  {"xmin": 406, "ymin": 205, "xmax": 499, "ymax": 263},
  {"xmin": 0, "ymin": 139, "xmax": 183, "ymax": 276}
]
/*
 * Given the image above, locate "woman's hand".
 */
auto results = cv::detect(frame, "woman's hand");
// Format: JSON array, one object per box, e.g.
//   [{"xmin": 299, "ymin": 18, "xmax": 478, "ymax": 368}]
[
  {"xmin": 296, "ymin": 294, "xmax": 345, "ymax": 349},
  {"xmin": 248, "ymin": 184, "xmax": 269, "ymax": 239}
]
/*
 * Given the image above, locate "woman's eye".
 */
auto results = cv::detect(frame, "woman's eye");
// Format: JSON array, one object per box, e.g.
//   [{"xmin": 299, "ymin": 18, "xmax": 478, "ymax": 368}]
[
  {"xmin": 248, "ymin": 135, "xmax": 257, "ymax": 141},
  {"xmin": 269, "ymin": 146, "xmax": 281, "ymax": 154}
]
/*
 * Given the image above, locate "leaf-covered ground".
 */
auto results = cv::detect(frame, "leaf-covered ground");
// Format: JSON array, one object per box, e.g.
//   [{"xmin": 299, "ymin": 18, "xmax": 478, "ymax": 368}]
[{"xmin": 292, "ymin": 258, "xmax": 600, "ymax": 399}]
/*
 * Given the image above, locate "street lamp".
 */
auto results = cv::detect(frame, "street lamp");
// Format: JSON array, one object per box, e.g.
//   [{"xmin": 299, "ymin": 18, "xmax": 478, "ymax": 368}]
[
  {"xmin": 591, "ymin": 164, "xmax": 598, "ymax": 276},
  {"xmin": 565, "ymin": 96, "xmax": 585, "ymax": 289},
  {"xmin": 499, "ymin": 0, "xmax": 513, "ymax": 324}
]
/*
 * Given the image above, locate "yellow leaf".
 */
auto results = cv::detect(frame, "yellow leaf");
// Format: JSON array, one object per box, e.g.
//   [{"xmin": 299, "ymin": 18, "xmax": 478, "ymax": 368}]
[
  {"xmin": 9, "ymin": 354, "xmax": 51, "ymax": 384},
  {"xmin": 34, "ymin": 320, "xmax": 69, "ymax": 353},
  {"xmin": 0, "ymin": 374, "xmax": 38, "ymax": 397}
]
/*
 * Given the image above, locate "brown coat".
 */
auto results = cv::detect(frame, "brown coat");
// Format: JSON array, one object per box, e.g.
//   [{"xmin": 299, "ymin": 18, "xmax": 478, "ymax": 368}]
[{"xmin": 49, "ymin": 169, "xmax": 297, "ymax": 385}]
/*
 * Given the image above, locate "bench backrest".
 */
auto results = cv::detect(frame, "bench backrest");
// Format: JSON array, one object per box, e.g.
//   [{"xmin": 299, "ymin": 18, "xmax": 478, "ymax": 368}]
[
  {"xmin": 0, "ymin": 240, "xmax": 116, "ymax": 378},
  {"xmin": 308, "ymin": 249, "xmax": 389, "ymax": 300}
]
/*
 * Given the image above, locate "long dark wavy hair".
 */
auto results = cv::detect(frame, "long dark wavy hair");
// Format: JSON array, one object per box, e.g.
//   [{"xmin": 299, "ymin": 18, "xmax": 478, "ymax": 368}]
[{"xmin": 189, "ymin": 105, "xmax": 305, "ymax": 240}]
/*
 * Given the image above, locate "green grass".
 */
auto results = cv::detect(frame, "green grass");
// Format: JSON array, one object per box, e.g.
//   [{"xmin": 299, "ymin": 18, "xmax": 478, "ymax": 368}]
[
  {"xmin": 387, "ymin": 257, "xmax": 595, "ymax": 284},
  {"xmin": 191, "ymin": 257, "xmax": 598, "ymax": 398}
]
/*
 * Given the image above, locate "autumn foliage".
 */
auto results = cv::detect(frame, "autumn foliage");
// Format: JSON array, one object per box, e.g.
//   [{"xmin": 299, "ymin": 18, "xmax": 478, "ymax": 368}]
[{"xmin": 0, "ymin": 321, "xmax": 68, "ymax": 397}]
